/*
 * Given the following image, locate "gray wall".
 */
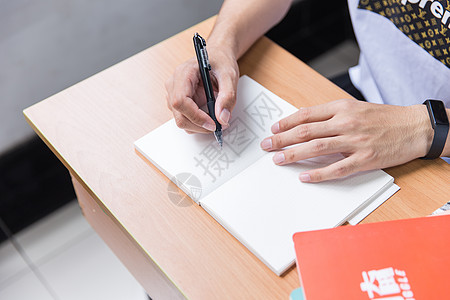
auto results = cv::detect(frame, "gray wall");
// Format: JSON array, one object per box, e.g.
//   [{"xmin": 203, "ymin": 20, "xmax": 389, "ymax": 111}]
[{"xmin": 0, "ymin": 0, "xmax": 223, "ymax": 154}]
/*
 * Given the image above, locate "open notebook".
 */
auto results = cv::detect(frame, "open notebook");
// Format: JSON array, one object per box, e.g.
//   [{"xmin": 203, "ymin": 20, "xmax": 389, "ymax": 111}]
[{"xmin": 135, "ymin": 75, "xmax": 399, "ymax": 275}]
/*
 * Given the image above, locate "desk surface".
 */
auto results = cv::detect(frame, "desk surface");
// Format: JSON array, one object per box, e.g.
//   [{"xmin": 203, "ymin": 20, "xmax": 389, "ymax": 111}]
[{"xmin": 24, "ymin": 17, "xmax": 449, "ymax": 299}]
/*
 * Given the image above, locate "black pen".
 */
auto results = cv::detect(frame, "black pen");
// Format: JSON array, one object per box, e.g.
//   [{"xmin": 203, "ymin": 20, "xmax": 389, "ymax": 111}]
[{"xmin": 193, "ymin": 32, "xmax": 223, "ymax": 148}]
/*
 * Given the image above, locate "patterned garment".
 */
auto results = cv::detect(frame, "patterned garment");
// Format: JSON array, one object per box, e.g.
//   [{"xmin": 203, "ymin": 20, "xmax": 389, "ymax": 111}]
[
  {"xmin": 358, "ymin": 0, "xmax": 450, "ymax": 68},
  {"xmin": 347, "ymin": 0, "xmax": 450, "ymax": 107}
]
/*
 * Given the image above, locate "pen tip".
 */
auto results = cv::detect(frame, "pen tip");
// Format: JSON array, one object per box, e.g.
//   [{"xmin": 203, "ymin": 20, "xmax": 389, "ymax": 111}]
[{"xmin": 214, "ymin": 130, "xmax": 223, "ymax": 149}]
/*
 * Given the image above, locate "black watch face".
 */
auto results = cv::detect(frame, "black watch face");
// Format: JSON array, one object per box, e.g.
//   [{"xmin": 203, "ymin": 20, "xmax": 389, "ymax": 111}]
[{"xmin": 428, "ymin": 100, "xmax": 449, "ymax": 126}]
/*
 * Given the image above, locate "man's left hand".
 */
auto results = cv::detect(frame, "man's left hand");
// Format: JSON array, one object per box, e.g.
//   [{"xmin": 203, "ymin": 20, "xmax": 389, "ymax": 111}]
[{"xmin": 260, "ymin": 99, "xmax": 433, "ymax": 182}]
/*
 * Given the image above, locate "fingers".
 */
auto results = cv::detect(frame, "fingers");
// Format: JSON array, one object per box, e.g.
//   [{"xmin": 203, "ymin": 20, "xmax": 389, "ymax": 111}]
[
  {"xmin": 172, "ymin": 95, "xmax": 217, "ymax": 131},
  {"xmin": 165, "ymin": 59, "xmax": 216, "ymax": 132},
  {"xmin": 173, "ymin": 111, "xmax": 211, "ymax": 133},
  {"xmin": 269, "ymin": 136, "xmax": 362, "ymax": 182},
  {"xmin": 298, "ymin": 156, "xmax": 361, "ymax": 183},
  {"xmin": 271, "ymin": 137, "xmax": 349, "ymax": 166},
  {"xmin": 260, "ymin": 99, "xmax": 409, "ymax": 182},
  {"xmin": 262, "ymin": 100, "xmax": 364, "ymax": 182},
  {"xmin": 213, "ymin": 65, "xmax": 239, "ymax": 126},
  {"xmin": 271, "ymin": 102, "xmax": 336, "ymax": 134},
  {"xmin": 261, "ymin": 120, "xmax": 337, "ymax": 151}
]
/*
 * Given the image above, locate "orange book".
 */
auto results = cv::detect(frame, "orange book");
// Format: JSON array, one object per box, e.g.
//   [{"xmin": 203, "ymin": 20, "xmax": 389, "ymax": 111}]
[{"xmin": 293, "ymin": 215, "xmax": 450, "ymax": 300}]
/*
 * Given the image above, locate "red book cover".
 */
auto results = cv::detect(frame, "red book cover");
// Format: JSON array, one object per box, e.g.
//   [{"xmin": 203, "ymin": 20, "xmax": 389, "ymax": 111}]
[{"xmin": 293, "ymin": 215, "xmax": 450, "ymax": 300}]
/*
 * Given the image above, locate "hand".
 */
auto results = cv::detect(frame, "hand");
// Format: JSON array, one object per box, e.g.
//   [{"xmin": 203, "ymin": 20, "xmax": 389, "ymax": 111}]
[
  {"xmin": 260, "ymin": 99, "xmax": 434, "ymax": 182},
  {"xmin": 165, "ymin": 47, "xmax": 239, "ymax": 134}
]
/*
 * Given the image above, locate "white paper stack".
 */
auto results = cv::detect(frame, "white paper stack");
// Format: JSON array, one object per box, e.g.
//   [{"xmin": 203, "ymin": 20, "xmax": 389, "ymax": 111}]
[{"xmin": 135, "ymin": 75, "xmax": 399, "ymax": 276}]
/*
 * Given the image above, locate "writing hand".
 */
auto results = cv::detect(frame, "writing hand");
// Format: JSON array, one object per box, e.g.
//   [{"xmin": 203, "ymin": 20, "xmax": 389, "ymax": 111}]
[{"xmin": 165, "ymin": 47, "xmax": 239, "ymax": 134}]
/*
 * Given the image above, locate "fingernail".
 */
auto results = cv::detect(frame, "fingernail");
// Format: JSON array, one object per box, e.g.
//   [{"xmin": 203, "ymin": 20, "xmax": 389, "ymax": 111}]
[
  {"xmin": 271, "ymin": 122, "xmax": 280, "ymax": 134},
  {"xmin": 202, "ymin": 122, "xmax": 215, "ymax": 131},
  {"xmin": 260, "ymin": 138, "xmax": 272, "ymax": 150},
  {"xmin": 299, "ymin": 173, "xmax": 311, "ymax": 182},
  {"xmin": 220, "ymin": 109, "xmax": 230, "ymax": 125},
  {"xmin": 273, "ymin": 152, "xmax": 285, "ymax": 164}
]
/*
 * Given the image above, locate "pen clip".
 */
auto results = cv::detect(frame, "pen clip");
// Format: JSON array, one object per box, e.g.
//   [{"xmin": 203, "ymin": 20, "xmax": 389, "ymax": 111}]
[
  {"xmin": 200, "ymin": 48, "xmax": 211, "ymax": 70},
  {"xmin": 194, "ymin": 33, "xmax": 211, "ymax": 70}
]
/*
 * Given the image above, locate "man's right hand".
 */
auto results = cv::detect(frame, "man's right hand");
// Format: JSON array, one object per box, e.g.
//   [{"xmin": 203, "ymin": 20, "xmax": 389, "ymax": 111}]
[
  {"xmin": 165, "ymin": 0, "xmax": 291, "ymax": 134},
  {"xmin": 165, "ymin": 47, "xmax": 239, "ymax": 134}
]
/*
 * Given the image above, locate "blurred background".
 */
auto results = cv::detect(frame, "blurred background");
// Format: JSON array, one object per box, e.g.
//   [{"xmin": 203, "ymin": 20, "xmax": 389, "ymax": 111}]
[{"xmin": 0, "ymin": 0, "xmax": 358, "ymax": 299}]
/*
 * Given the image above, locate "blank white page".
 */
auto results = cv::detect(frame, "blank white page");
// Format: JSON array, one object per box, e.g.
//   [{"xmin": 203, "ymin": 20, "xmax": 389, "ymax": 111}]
[
  {"xmin": 134, "ymin": 76, "xmax": 297, "ymax": 202},
  {"xmin": 200, "ymin": 154, "xmax": 394, "ymax": 275}
]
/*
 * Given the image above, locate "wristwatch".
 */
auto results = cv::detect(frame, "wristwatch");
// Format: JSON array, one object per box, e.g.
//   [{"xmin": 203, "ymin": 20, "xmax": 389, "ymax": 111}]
[{"xmin": 422, "ymin": 100, "xmax": 449, "ymax": 159}]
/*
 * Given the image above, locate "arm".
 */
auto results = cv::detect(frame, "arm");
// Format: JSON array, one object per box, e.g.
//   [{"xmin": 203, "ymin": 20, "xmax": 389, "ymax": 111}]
[
  {"xmin": 208, "ymin": 0, "xmax": 293, "ymax": 59},
  {"xmin": 165, "ymin": 0, "xmax": 293, "ymax": 133},
  {"xmin": 441, "ymin": 108, "xmax": 450, "ymax": 156}
]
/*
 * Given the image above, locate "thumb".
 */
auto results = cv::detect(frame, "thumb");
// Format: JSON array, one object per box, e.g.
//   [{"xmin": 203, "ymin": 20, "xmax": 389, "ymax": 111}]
[{"xmin": 214, "ymin": 71, "xmax": 238, "ymax": 126}]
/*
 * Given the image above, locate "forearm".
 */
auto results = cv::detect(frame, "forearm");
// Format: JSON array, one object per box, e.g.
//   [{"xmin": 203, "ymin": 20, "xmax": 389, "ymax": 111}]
[
  {"xmin": 440, "ymin": 108, "xmax": 450, "ymax": 157},
  {"xmin": 208, "ymin": 0, "xmax": 292, "ymax": 59},
  {"xmin": 403, "ymin": 105, "xmax": 450, "ymax": 159}
]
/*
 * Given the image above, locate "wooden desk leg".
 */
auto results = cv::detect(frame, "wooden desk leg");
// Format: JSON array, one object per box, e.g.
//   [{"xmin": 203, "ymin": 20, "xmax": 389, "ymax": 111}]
[{"xmin": 71, "ymin": 175, "xmax": 186, "ymax": 300}]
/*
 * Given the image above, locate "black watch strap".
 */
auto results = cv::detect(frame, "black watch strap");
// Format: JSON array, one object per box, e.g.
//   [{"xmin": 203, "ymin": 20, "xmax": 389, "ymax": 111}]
[{"xmin": 422, "ymin": 100, "xmax": 449, "ymax": 159}]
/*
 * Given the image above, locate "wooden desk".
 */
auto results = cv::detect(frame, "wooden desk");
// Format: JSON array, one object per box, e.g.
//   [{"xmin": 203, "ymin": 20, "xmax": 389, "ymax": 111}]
[{"xmin": 24, "ymin": 17, "xmax": 449, "ymax": 299}]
